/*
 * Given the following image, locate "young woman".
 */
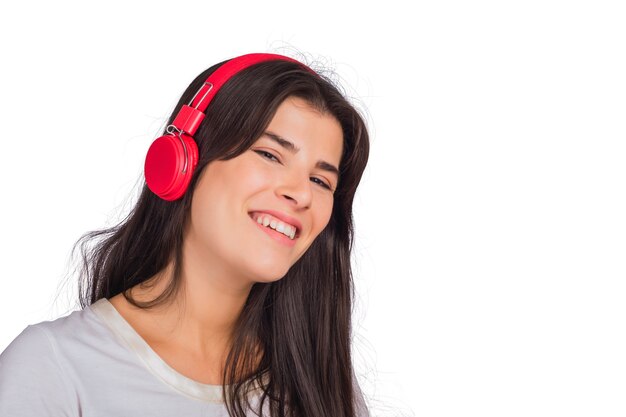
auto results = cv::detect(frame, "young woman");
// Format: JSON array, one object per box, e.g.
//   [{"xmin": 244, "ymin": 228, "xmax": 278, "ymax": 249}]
[{"xmin": 0, "ymin": 53, "xmax": 371, "ymax": 417}]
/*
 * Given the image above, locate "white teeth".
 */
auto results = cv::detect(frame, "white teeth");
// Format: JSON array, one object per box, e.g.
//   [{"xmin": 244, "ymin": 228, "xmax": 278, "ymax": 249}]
[{"xmin": 254, "ymin": 213, "xmax": 297, "ymax": 240}]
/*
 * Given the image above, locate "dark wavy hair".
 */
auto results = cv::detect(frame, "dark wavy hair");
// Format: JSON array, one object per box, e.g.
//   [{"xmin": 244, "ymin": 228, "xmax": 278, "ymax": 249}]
[{"xmin": 71, "ymin": 56, "xmax": 370, "ymax": 417}]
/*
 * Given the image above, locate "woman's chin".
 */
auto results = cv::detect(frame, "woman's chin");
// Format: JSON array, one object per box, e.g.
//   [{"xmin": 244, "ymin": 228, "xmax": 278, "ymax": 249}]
[{"xmin": 252, "ymin": 270, "xmax": 290, "ymax": 284}]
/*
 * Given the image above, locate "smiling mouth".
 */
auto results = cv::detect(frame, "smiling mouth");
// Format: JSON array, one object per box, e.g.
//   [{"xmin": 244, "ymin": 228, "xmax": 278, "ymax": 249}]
[{"xmin": 248, "ymin": 212, "xmax": 301, "ymax": 239}]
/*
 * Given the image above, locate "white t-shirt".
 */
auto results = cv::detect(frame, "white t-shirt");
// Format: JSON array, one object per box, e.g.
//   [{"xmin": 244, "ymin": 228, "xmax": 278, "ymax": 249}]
[{"xmin": 0, "ymin": 298, "xmax": 370, "ymax": 416}]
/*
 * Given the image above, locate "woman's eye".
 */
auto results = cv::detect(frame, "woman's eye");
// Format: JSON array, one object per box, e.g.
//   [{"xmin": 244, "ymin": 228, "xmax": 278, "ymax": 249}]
[
  {"xmin": 311, "ymin": 177, "xmax": 332, "ymax": 190},
  {"xmin": 254, "ymin": 150, "xmax": 333, "ymax": 191},
  {"xmin": 255, "ymin": 150, "xmax": 280, "ymax": 162}
]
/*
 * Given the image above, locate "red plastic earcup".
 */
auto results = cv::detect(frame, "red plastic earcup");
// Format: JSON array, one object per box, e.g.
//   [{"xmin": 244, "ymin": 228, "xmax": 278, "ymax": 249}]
[{"xmin": 144, "ymin": 133, "xmax": 199, "ymax": 201}]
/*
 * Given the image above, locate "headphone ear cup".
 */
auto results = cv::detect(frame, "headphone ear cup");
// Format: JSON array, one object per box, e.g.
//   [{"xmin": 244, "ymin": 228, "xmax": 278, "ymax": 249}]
[{"xmin": 144, "ymin": 133, "xmax": 199, "ymax": 201}]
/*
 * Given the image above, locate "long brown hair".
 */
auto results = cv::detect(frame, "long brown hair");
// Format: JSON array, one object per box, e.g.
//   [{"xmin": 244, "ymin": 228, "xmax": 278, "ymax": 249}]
[{"xmin": 71, "ymin": 57, "xmax": 370, "ymax": 417}]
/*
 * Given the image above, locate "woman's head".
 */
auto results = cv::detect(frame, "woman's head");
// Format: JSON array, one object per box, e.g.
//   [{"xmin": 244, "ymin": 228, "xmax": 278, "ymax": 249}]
[{"xmin": 74, "ymin": 54, "xmax": 370, "ymax": 417}]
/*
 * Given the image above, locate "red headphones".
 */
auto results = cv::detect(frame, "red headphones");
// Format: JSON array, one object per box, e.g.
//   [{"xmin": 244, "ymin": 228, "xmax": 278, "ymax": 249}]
[{"xmin": 143, "ymin": 53, "xmax": 316, "ymax": 201}]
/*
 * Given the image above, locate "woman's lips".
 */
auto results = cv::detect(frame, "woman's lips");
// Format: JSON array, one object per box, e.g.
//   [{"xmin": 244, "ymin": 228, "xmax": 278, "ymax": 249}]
[
  {"xmin": 248, "ymin": 210, "xmax": 302, "ymax": 237},
  {"xmin": 249, "ymin": 214, "xmax": 298, "ymax": 247}
]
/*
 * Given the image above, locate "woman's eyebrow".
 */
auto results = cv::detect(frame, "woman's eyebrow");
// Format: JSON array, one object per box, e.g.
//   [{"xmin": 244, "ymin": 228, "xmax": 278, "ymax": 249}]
[{"xmin": 262, "ymin": 131, "xmax": 340, "ymax": 178}]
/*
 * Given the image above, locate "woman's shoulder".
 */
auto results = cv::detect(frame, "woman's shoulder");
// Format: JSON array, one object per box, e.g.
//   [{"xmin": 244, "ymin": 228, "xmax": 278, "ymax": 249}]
[
  {"xmin": 0, "ymin": 309, "xmax": 90, "ymax": 416},
  {"xmin": 2, "ymin": 306, "xmax": 84, "ymax": 355},
  {"xmin": 0, "ymin": 299, "xmax": 121, "ymax": 375},
  {"xmin": 0, "ymin": 299, "xmax": 125, "ymax": 416},
  {"xmin": 4, "ymin": 300, "xmax": 106, "ymax": 349}
]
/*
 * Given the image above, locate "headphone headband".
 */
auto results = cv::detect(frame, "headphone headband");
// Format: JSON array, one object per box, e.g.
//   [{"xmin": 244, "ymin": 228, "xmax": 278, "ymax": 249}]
[
  {"xmin": 168, "ymin": 53, "xmax": 314, "ymax": 139},
  {"xmin": 193, "ymin": 53, "xmax": 315, "ymax": 112}
]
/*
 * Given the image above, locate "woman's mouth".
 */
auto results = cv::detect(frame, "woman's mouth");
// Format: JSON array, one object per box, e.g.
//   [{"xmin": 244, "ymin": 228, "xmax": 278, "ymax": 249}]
[{"xmin": 248, "ymin": 212, "xmax": 299, "ymax": 247}]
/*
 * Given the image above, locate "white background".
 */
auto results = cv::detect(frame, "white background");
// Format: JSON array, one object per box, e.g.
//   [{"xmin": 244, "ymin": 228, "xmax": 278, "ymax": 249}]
[{"xmin": 1, "ymin": 1, "xmax": 625, "ymax": 416}]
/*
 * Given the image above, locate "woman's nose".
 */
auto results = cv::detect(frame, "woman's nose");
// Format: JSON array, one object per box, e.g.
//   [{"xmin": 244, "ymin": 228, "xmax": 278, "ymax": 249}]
[{"xmin": 275, "ymin": 172, "xmax": 313, "ymax": 208}]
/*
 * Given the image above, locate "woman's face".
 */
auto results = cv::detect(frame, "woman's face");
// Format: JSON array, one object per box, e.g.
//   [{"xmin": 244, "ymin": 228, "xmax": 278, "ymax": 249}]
[{"xmin": 185, "ymin": 96, "xmax": 344, "ymax": 283}]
